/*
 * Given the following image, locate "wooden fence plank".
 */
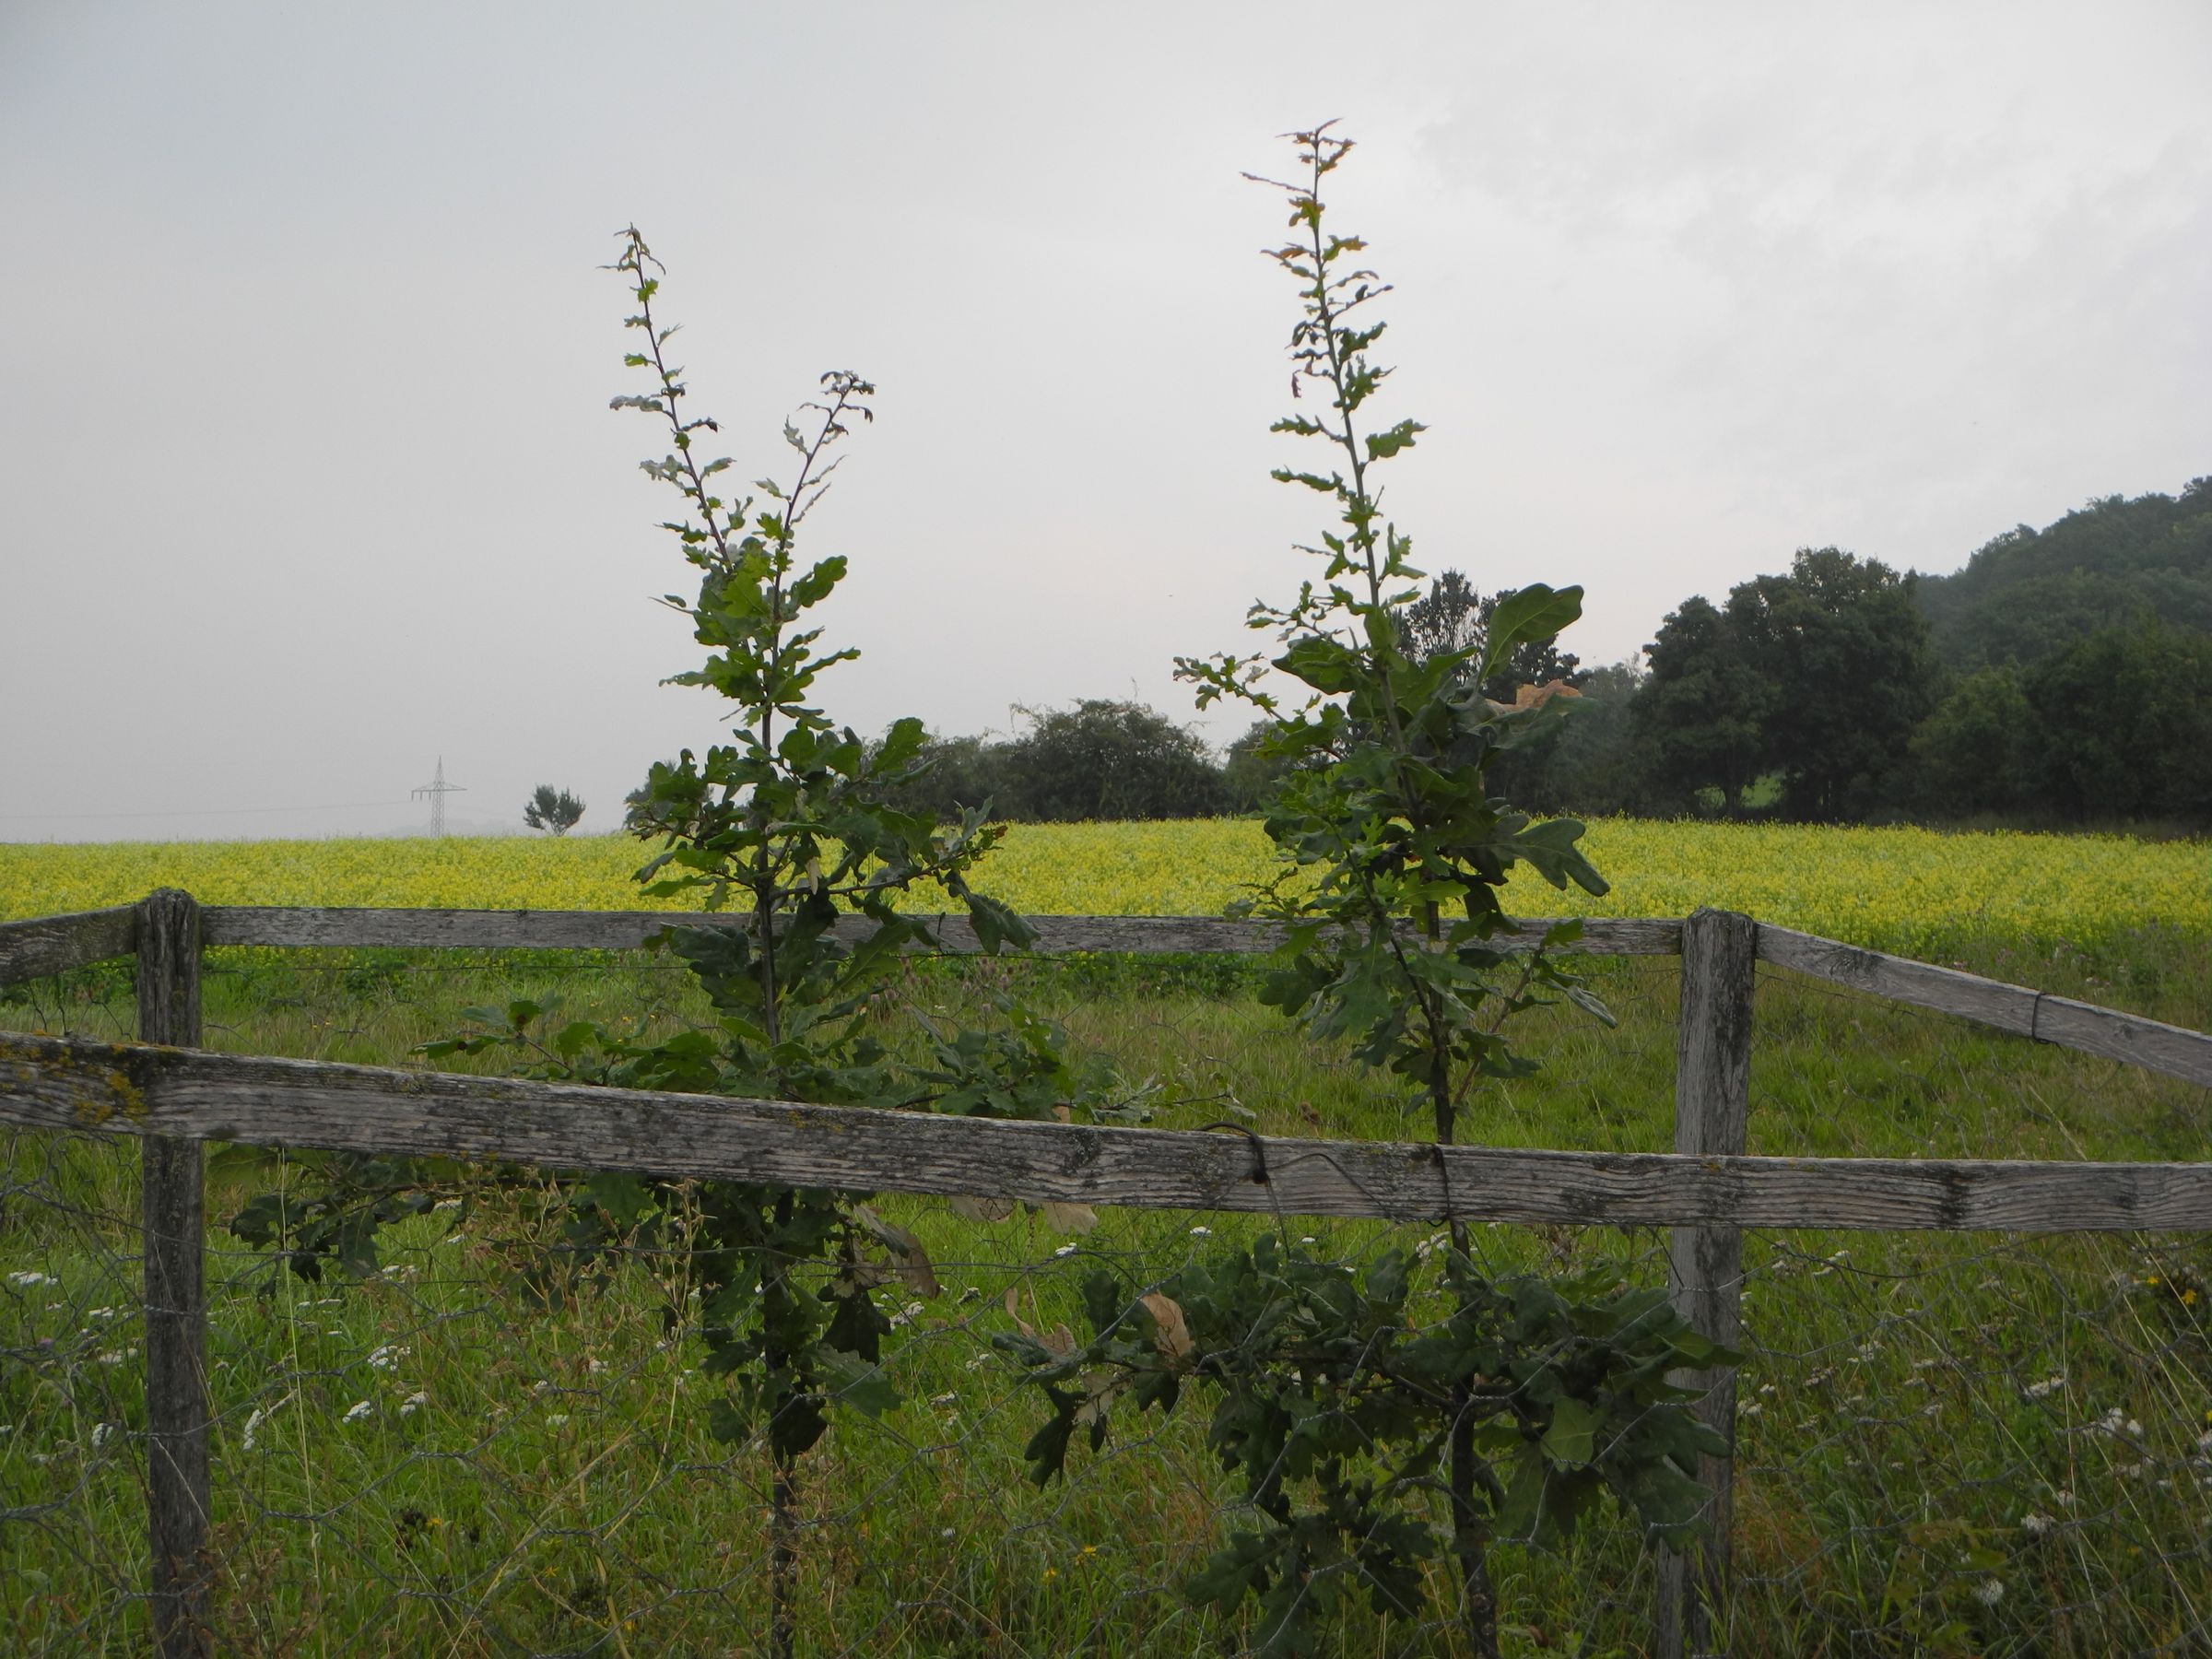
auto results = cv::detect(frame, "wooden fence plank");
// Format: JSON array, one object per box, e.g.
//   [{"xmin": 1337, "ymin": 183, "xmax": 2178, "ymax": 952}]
[
  {"xmin": 1757, "ymin": 924, "xmax": 2212, "ymax": 1088},
  {"xmin": 2, "ymin": 1031, "xmax": 2208, "ymax": 1233},
  {"xmin": 135, "ymin": 890, "xmax": 210, "ymax": 1659},
  {"xmin": 1755, "ymin": 924, "xmax": 2039, "ymax": 1034},
  {"xmin": 2029, "ymin": 994, "xmax": 2212, "ymax": 1088},
  {"xmin": 0, "ymin": 905, "xmax": 136, "ymax": 984},
  {"xmin": 1658, "ymin": 909, "xmax": 1759, "ymax": 1659},
  {"xmin": 196, "ymin": 906, "xmax": 1685, "ymax": 957}
]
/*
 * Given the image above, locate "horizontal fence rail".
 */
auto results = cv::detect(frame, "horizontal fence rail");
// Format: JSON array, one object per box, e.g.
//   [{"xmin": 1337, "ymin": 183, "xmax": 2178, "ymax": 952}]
[
  {"xmin": 1757, "ymin": 922, "xmax": 2212, "ymax": 1088},
  {"xmin": 194, "ymin": 905, "xmax": 1687, "ymax": 956},
  {"xmin": 0, "ymin": 903, "xmax": 135, "ymax": 982},
  {"xmin": 2, "ymin": 1029, "xmax": 2206, "ymax": 1233},
  {"xmin": 7, "ymin": 903, "xmax": 2204, "ymax": 1086}
]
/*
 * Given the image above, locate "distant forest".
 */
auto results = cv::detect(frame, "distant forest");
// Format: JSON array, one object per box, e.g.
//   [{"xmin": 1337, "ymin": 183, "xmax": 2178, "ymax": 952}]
[{"xmin": 877, "ymin": 476, "xmax": 2212, "ymax": 830}]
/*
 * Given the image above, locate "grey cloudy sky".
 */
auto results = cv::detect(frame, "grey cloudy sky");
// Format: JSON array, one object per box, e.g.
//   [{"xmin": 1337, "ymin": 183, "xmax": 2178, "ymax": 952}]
[{"xmin": 4, "ymin": 1, "xmax": 2206, "ymax": 843}]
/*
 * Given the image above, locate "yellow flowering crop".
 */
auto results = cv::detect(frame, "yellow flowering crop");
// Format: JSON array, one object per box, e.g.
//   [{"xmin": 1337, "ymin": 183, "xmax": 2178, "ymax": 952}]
[{"xmin": 0, "ymin": 818, "xmax": 2201, "ymax": 957}]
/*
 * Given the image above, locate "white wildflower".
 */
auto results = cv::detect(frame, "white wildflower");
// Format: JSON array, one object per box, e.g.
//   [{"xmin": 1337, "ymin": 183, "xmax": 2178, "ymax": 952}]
[
  {"xmin": 929, "ymin": 1392, "xmax": 959, "ymax": 1408},
  {"xmin": 545, "ymin": 1414, "xmax": 569, "ymax": 1428},
  {"xmin": 1052, "ymin": 1244, "xmax": 1078, "ymax": 1259},
  {"xmin": 366, "ymin": 1343, "xmax": 410, "ymax": 1371},
  {"xmin": 2021, "ymin": 1513, "xmax": 2052, "ymax": 1536},
  {"xmin": 7, "ymin": 1270, "xmax": 54, "ymax": 1288},
  {"xmin": 89, "ymin": 1422, "xmax": 114, "ymax": 1448},
  {"xmin": 86, "ymin": 1306, "xmax": 117, "ymax": 1322},
  {"xmin": 399, "ymin": 1392, "xmax": 429, "ymax": 1417},
  {"xmin": 1971, "ymin": 1579, "xmax": 2004, "ymax": 1607},
  {"xmin": 2023, "ymin": 1375, "xmax": 2065, "ymax": 1401},
  {"xmin": 240, "ymin": 1401, "xmax": 278, "ymax": 1450},
  {"xmin": 342, "ymin": 1400, "xmax": 373, "ymax": 1424},
  {"xmin": 1188, "ymin": 1226, "xmax": 1211, "ymax": 1237}
]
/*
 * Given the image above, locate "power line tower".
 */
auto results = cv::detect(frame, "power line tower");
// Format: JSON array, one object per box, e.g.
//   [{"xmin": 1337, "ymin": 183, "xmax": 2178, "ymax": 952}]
[{"xmin": 411, "ymin": 757, "xmax": 466, "ymax": 838}]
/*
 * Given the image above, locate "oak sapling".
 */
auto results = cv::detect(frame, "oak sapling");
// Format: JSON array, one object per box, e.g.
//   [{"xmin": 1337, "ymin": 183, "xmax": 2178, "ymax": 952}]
[
  {"xmin": 1004, "ymin": 126, "xmax": 1734, "ymax": 1658},
  {"xmin": 433, "ymin": 228, "xmax": 1115, "ymax": 1659},
  {"xmin": 238, "ymin": 228, "xmax": 1116, "ymax": 1659}
]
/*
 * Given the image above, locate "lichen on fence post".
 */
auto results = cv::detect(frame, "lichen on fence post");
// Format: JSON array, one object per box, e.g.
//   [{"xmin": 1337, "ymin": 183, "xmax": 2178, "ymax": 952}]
[{"xmin": 135, "ymin": 887, "xmax": 210, "ymax": 1659}]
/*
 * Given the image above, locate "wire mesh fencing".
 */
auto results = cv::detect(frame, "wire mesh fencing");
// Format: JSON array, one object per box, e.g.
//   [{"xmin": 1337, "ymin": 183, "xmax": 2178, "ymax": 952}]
[
  {"xmin": 5, "ymin": 932, "xmax": 2209, "ymax": 1654},
  {"xmin": 4, "ymin": 1137, "xmax": 1695, "ymax": 1656},
  {"xmin": 1729, "ymin": 1228, "xmax": 2212, "ymax": 1656}
]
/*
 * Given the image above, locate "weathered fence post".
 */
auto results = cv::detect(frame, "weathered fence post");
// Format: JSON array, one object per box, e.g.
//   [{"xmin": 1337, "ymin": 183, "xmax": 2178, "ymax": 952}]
[
  {"xmin": 1656, "ymin": 906, "xmax": 1757, "ymax": 1659},
  {"xmin": 135, "ymin": 888, "xmax": 211, "ymax": 1659}
]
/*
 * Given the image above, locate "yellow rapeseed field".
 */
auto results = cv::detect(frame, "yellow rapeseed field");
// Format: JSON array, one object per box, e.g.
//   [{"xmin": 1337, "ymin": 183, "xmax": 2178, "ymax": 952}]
[{"xmin": 0, "ymin": 819, "xmax": 2201, "ymax": 956}]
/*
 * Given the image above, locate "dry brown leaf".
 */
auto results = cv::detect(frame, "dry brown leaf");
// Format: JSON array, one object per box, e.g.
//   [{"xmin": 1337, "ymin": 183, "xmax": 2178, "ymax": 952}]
[
  {"xmin": 1003, "ymin": 1284, "xmax": 1033, "ymax": 1338},
  {"xmin": 1042, "ymin": 1323, "xmax": 1077, "ymax": 1359},
  {"xmin": 1138, "ymin": 1292, "xmax": 1195, "ymax": 1367},
  {"xmin": 853, "ymin": 1205, "xmax": 937, "ymax": 1298},
  {"xmin": 1040, "ymin": 1201, "xmax": 1098, "ymax": 1236},
  {"xmin": 1511, "ymin": 678, "xmax": 1583, "ymax": 710}
]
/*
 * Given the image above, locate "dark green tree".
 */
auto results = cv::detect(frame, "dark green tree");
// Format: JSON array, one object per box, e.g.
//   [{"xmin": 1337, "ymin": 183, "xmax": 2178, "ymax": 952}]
[
  {"xmin": 1638, "ymin": 594, "xmax": 1773, "ymax": 813},
  {"xmin": 522, "ymin": 784, "xmax": 585, "ymax": 835},
  {"xmin": 1904, "ymin": 666, "xmax": 2038, "ymax": 818},
  {"xmin": 1221, "ymin": 716, "xmax": 1293, "ymax": 810},
  {"xmin": 994, "ymin": 699, "xmax": 1230, "ymax": 821},
  {"xmin": 1733, "ymin": 547, "xmax": 1942, "ymax": 818},
  {"xmin": 1642, "ymin": 550, "xmax": 1942, "ymax": 819},
  {"xmin": 1918, "ymin": 478, "xmax": 2212, "ymax": 671},
  {"xmin": 2023, "ymin": 621, "xmax": 2212, "ymax": 821}
]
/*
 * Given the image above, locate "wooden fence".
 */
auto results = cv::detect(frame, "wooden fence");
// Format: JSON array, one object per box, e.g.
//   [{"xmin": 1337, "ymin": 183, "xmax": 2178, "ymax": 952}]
[{"xmin": 2, "ymin": 890, "xmax": 2207, "ymax": 1659}]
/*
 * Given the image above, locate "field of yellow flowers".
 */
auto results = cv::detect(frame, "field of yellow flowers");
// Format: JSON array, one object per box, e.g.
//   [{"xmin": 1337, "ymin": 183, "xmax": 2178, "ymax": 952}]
[{"xmin": 0, "ymin": 818, "xmax": 2200, "ymax": 958}]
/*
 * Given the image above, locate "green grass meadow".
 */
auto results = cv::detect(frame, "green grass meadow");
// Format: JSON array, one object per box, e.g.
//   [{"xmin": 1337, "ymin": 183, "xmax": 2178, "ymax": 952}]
[{"xmin": 4, "ymin": 919, "xmax": 2210, "ymax": 1654}]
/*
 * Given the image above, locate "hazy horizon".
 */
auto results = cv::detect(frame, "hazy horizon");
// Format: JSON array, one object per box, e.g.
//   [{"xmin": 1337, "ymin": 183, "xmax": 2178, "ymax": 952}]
[{"xmin": 5, "ymin": 2, "xmax": 2206, "ymax": 844}]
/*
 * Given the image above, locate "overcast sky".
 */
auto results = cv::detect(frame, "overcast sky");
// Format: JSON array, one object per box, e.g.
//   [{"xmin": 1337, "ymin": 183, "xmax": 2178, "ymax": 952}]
[{"xmin": 4, "ymin": 2, "xmax": 2206, "ymax": 843}]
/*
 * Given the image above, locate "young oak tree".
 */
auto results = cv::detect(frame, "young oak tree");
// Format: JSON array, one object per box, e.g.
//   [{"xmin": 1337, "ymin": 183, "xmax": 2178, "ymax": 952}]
[
  {"xmin": 484, "ymin": 229, "xmax": 1117, "ymax": 1658},
  {"xmin": 1001, "ymin": 127, "xmax": 1731, "ymax": 1658},
  {"xmin": 347, "ymin": 229, "xmax": 1114, "ymax": 1659}
]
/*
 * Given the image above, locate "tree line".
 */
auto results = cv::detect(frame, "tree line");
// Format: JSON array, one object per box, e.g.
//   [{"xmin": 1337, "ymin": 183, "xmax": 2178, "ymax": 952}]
[{"xmin": 881, "ymin": 477, "xmax": 2211, "ymax": 830}]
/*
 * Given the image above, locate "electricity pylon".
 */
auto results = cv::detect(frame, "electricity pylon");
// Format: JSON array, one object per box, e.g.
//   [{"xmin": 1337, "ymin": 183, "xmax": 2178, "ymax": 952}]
[{"xmin": 411, "ymin": 757, "xmax": 466, "ymax": 837}]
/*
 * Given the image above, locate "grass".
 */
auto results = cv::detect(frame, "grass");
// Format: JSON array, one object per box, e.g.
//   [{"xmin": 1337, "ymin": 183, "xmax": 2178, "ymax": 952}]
[{"xmin": 3, "ymin": 915, "xmax": 2210, "ymax": 1653}]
